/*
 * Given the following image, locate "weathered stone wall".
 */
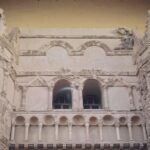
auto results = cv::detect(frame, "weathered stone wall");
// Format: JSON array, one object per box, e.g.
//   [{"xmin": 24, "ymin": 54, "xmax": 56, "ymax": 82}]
[{"xmin": 0, "ymin": 8, "xmax": 149, "ymax": 150}]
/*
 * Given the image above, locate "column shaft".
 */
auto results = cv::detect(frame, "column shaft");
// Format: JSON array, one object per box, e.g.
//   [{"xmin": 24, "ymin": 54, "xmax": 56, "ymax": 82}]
[
  {"xmin": 142, "ymin": 124, "xmax": 147, "ymax": 141},
  {"xmin": 85, "ymin": 123, "xmax": 89, "ymax": 141},
  {"xmin": 55, "ymin": 123, "xmax": 59, "ymax": 141},
  {"xmin": 115, "ymin": 125, "xmax": 121, "ymax": 140},
  {"xmin": 25, "ymin": 123, "xmax": 29, "ymax": 141},
  {"xmin": 68, "ymin": 123, "xmax": 72, "ymax": 141},
  {"xmin": 11, "ymin": 124, "xmax": 15, "ymax": 141},
  {"xmin": 38, "ymin": 123, "xmax": 43, "ymax": 141},
  {"xmin": 99, "ymin": 124, "xmax": 103, "ymax": 141},
  {"xmin": 128, "ymin": 123, "xmax": 133, "ymax": 141}
]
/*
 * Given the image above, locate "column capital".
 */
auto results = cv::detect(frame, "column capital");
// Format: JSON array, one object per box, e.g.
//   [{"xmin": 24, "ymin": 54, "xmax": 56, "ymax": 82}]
[
  {"xmin": 25, "ymin": 122, "xmax": 30, "ymax": 126},
  {"xmin": 115, "ymin": 118, "xmax": 120, "ymax": 127},
  {"xmin": 39, "ymin": 122, "xmax": 43, "ymax": 126}
]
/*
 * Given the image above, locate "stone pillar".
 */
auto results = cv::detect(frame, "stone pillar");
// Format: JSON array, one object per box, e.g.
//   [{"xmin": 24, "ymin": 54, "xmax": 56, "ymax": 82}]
[
  {"xmin": 38, "ymin": 122, "xmax": 43, "ymax": 141},
  {"xmin": 47, "ymin": 86, "xmax": 53, "ymax": 110},
  {"xmin": 103, "ymin": 86, "xmax": 109, "ymax": 109},
  {"xmin": 128, "ymin": 86, "xmax": 135, "ymax": 110},
  {"xmin": 55, "ymin": 122, "xmax": 59, "ymax": 141},
  {"xmin": 68, "ymin": 122, "xmax": 72, "ymax": 141},
  {"xmin": 85, "ymin": 122, "xmax": 89, "ymax": 141},
  {"xmin": 98, "ymin": 120, "xmax": 103, "ymax": 141},
  {"xmin": 115, "ymin": 120, "xmax": 121, "ymax": 141},
  {"xmin": 10, "ymin": 124, "xmax": 15, "ymax": 141},
  {"xmin": 127, "ymin": 121, "xmax": 133, "ymax": 141},
  {"xmin": 20, "ymin": 86, "xmax": 28, "ymax": 111},
  {"xmin": 71, "ymin": 83, "xmax": 79, "ymax": 111},
  {"xmin": 141, "ymin": 123, "xmax": 147, "ymax": 141},
  {"xmin": 78, "ymin": 86, "xmax": 83, "ymax": 110},
  {"xmin": 25, "ymin": 122, "xmax": 30, "ymax": 141}
]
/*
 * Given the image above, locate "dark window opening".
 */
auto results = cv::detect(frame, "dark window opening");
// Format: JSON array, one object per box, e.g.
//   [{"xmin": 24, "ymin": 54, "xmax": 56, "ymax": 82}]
[
  {"xmin": 83, "ymin": 79, "xmax": 101, "ymax": 109},
  {"xmin": 53, "ymin": 80, "xmax": 72, "ymax": 109}
]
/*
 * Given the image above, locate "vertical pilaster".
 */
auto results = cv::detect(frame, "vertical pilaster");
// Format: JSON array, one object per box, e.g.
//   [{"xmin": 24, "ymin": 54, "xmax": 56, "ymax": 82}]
[
  {"xmin": 47, "ymin": 86, "xmax": 53, "ymax": 110},
  {"xmin": 20, "ymin": 86, "xmax": 28, "ymax": 111},
  {"xmin": 71, "ymin": 83, "xmax": 79, "ymax": 111},
  {"xmin": 103, "ymin": 86, "xmax": 109, "ymax": 109},
  {"xmin": 78, "ymin": 86, "xmax": 83, "ymax": 110},
  {"xmin": 128, "ymin": 86, "xmax": 135, "ymax": 110}
]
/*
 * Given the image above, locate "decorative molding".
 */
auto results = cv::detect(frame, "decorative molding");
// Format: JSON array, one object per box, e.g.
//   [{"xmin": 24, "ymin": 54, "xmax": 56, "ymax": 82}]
[
  {"xmin": 19, "ymin": 39, "xmax": 133, "ymax": 56},
  {"xmin": 16, "ymin": 69, "xmax": 137, "ymax": 77}
]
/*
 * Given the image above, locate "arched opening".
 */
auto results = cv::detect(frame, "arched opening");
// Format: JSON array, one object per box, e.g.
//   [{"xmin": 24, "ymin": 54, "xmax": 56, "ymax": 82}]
[
  {"xmin": 83, "ymin": 79, "xmax": 101, "ymax": 109},
  {"xmin": 53, "ymin": 79, "xmax": 72, "ymax": 109}
]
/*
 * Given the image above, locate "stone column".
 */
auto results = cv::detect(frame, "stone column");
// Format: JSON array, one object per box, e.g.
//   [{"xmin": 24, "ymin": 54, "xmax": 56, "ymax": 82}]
[
  {"xmin": 127, "ymin": 121, "xmax": 133, "ymax": 141},
  {"xmin": 55, "ymin": 122, "xmax": 59, "ymax": 141},
  {"xmin": 25, "ymin": 122, "xmax": 30, "ymax": 141},
  {"xmin": 103, "ymin": 86, "xmax": 109, "ymax": 109},
  {"xmin": 10, "ymin": 124, "xmax": 15, "ymax": 141},
  {"xmin": 128, "ymin": 86, "xmax": 135, "ymax": 110},
  {"xmin": 47, "ymin": 86, "xmax": 53, "ymax": 110},
  {"xmin": 38, "ymin": 122, "xmax": 43, "ymax": 141},
  {"xmin": 115, "ymin": 120, "xmax": 121, "ymax": 141},
  {"xmin": 71, "ymin": 83, "xmax": 79, "ymax": 111},
  {"xmin": 141, "ymin": 123, "xmax": 147, "ymax": 141},
  {"xmin": 20, "ymin": 86, "xmax": 28, "ymax": 111},
  {"xmin": 78, "ymin": 86, "xmax": 83, "ymax": 111},
  {"xmin": 98, "ymin": 120, "xmax": 103, "ymax": 141},
  {"xmin": 68, "ymin": 122, "xmax": 72, "ymax": 141},
  {"xmin": 85, "ymin": 122, "xmax": 89, "ymax": 141}
]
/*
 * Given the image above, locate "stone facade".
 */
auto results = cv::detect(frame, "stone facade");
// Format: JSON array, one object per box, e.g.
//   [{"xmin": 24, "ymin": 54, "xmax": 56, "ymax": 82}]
[{"xmin": 0, "ymin": 8, "xmax": 149, "ymax": 150}]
